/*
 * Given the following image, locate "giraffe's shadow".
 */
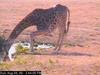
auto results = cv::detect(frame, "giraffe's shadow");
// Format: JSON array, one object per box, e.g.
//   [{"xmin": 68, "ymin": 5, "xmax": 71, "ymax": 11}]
[{"xmin": 26, "ymin": 51, "xmax": 93, "ymax": 57}]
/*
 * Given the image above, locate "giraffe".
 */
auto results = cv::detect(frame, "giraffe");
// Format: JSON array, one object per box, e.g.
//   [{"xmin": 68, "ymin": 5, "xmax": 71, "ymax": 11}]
[{"xmin": 3, "ymin": 4, "xmax": 70, "ymax": 59}]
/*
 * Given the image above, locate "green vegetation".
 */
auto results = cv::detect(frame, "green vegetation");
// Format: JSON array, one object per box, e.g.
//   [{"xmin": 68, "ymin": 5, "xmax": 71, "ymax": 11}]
[
  {"xmin": 48, "ymin": 59, "xmax": 55, "ymax": 65},
  {"xmin": 16, "ymin": 44, "xmax": 29, "ymax": 54},
  {"xmin": 15, "ymin": 56, "xmax": 27, "ymax": 65},
  {"xmin": 0, "ymin": 63, "xmax": 11, "ymax": 71},
  {"xmin": 35, "ymin": 61, "xmax": 43, "ymax": 67}
]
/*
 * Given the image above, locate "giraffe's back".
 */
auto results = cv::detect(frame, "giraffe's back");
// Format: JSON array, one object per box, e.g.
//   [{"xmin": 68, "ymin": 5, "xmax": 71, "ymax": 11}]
[{"xmin": 31, "ymin": 5, "xmax": 67, "ymax": 32}]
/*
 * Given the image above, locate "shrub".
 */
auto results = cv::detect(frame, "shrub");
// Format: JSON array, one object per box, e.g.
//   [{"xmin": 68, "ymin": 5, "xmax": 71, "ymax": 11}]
[
  {"xmin": 0, "ymin": 63, "xmax": 11, "ymax": 70},
  {"xmin": 48, "ymin": 59, "xmax": 54, "ymax": 65},
  {"xmin": 16, "ymin": 44, "xmax": 29, "ymax": 54},
  {"xmin": 15, "ymin": 56, "xmax": 27, "ymax": 65}
]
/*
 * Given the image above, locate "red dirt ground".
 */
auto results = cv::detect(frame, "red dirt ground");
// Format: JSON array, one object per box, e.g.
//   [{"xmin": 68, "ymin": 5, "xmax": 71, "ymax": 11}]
[{"xmin": 0, "ymin": 0, "xmax": 100, "ymax": 75}]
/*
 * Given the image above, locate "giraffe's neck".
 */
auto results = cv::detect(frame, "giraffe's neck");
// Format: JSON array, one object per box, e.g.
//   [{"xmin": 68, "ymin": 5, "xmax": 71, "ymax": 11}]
[
  {"xmin": 6, "ymin": 18, "xmax": 33, "ymax": 51},
  {"xmin": 6, "ymin": 23, "xmax": 25, "ymax": 51}
]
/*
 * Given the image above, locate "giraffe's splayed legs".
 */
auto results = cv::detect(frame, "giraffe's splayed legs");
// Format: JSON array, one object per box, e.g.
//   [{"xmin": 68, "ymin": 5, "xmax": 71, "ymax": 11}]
[{"xmin": 30, "ymin": 31, "xmax": 53, "ymax": 52}]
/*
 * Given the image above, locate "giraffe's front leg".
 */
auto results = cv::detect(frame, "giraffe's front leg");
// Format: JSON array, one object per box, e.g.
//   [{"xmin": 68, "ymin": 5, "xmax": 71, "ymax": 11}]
[
  {"xmin": 30, "ymin": 33, "xmax": 35, "ymax": 52},
  {"xmin": 30, "ymin": 31, "xmax": 52, "ymax": 52}
]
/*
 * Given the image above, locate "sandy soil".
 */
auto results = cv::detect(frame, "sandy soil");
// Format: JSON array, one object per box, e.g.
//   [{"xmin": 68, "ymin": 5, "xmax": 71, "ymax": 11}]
[{"xmin": 0, "ymin": 0, "xmax": 100, "ymax": 75}]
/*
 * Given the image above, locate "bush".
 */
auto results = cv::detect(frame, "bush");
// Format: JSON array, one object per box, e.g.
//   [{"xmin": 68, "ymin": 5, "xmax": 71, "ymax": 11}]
[{"xmin": 16, "ymin": 44, "xmax": 29, "ymax": 54}]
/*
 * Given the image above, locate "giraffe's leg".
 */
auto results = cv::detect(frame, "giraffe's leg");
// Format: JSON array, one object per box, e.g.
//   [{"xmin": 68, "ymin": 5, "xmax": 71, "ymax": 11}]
[
  {"xmin": 54, "ymin": 32, "xmax": 61, "ymax": 52},
  {"xmin": 57, "ymin": 22, "xmax": 70, "ymax": 51},
  {"xmin": 57, "ymin": 31, "xmax": 65, "ymax": 51},
  {"xmin": 53, "ymin": 25, "xmax": 65, "ymax": 53},
  {"xmin": 30, "ymin": 33, "xmax": 35, "ymax": 52},
  {"xmin": 54, "ymin": 32, "xmax": 64, "ymax": 53},
  {"xmin": 30, "ymin": 31, "xmax": 51, "ymax": 52},
  {"xmin": 57, "ymin": 24, "xmax": 67, "ymax": 52}
]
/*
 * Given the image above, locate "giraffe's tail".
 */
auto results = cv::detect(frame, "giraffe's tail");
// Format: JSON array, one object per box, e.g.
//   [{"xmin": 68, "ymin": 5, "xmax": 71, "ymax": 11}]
[{"xmin": 65, "ymin": 7, "xmax": 70, "ymax": 34}]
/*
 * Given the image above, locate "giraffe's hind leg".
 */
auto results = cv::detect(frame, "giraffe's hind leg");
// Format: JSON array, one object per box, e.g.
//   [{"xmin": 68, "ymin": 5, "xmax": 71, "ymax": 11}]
[
  {"xmin": 57, "ymin": 32, "xmax": 65, "ymax": 51},
  {"xmin": 53, "ymin": 25, "xmax": 65, "ymax": 54}
]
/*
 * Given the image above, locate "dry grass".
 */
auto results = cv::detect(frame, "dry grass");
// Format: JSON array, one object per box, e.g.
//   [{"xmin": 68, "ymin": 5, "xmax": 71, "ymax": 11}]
[{"xmin": 0, "ymin": 55, "xmax": 100, "ymax": 75}]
